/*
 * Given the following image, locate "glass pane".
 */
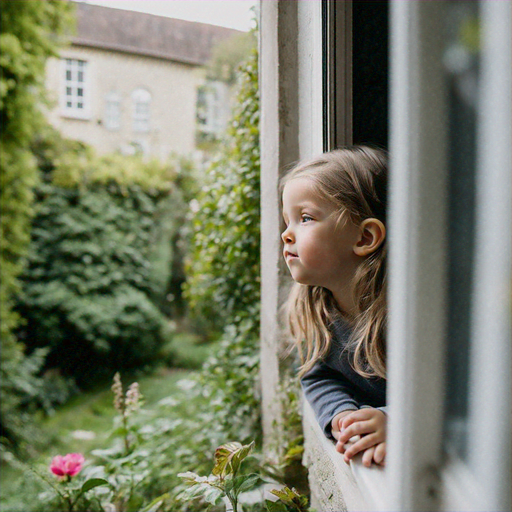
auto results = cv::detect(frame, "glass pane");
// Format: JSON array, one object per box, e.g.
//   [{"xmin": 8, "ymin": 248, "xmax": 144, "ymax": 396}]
[
  {"xmin": 442, "ymin": 0, "xmax": 480, "ymax": 461},
  {"xmin": 78, "ymin": 71, "xmax": 84, "ymax": 82}
]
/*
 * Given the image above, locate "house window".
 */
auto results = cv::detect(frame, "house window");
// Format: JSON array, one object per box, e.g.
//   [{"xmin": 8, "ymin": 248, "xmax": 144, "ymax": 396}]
[
  {"xmin": 131, "ymin": 88, "xmax": 151, "ymax": 132},
  {"xmin": 197, "ymin": 81, "xmax": 226, "ymax": 137},
  {"xmin": 63, "ymin": 59, "xmax": 89, "ymax": 117},
  {"xmin": 105, "ymin": 91, "xmax": 121, "ymax": 130}
]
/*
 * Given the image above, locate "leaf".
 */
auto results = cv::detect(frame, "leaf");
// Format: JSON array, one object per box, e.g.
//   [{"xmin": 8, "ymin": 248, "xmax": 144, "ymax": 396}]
[
  {"xmin": 177, "ymin": 471, "xmax": 208, "ymax": 485},
  {"xmin": 270, "ymin": 487, "xmax": 309, "ymax": 512},
  {"xmin": 212, "ymin": 440, "xmax": 255, "ymax": 478},
  {"xmin": 225, "ymin": 473, "xmax": 261, "ymax": 499},
  {"xmin": 265, "ymin": 499, "xmax": 288, "ymax": 512},
  {"xmin": 142, "ymin": 493, "xmax": 170, "ymax": 512},
  {"xmin": 80, "ymin": 478, "xmax": 109, "ymax": 493},
  {"xmin": 178, "ymin": 480, "xmax": 223, "ymax": 506}
]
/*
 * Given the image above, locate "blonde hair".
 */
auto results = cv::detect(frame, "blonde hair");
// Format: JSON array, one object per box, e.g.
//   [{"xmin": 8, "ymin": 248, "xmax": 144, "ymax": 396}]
[{"xmin": 283, "ymin": 146, "xmax": 388, "ymax": 379}]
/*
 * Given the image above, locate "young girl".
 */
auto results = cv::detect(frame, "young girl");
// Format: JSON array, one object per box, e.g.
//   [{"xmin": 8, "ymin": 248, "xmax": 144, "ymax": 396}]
[{"xmin": 281, "ymin": 146, "xmax": 388, "ymax": 468}]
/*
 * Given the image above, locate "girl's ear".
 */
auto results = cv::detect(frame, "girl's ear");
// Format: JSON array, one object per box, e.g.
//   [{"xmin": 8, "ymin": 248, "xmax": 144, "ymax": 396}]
[{"xmin": 353, "ymin": 218, "xmax": 386, "ymax": 257}]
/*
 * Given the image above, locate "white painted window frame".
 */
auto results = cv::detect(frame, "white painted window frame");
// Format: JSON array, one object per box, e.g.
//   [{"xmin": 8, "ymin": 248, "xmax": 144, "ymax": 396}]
[
  {"xmin": 104, "ymin": 91, "xmax": 121, "ymax": 131},
  {"xmin": 131, "ymin": 88, "xmax": 151, "ymax": 133},
  {"xmin": 61, "ymin": 58, "xmax": 91, "ymax": 119},
  {"xmin": 387, "ymin": 2, "xmax": 511, "ymax": 512},
  {"xmin": 197, "ymin": 81, "xmax": 228, "ymax": 136}
]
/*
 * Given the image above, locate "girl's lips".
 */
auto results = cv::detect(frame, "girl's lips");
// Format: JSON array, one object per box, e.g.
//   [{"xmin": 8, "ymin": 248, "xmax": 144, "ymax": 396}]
[{"xmin": 284, "ymin": 251, "xmax": 298, "ymax": 260}]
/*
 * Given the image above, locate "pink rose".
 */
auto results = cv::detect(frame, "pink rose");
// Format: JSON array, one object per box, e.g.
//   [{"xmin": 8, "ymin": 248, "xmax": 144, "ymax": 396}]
[{"xmin": 50, "ymin": 453, "xmax": 85, "ymax": 478}]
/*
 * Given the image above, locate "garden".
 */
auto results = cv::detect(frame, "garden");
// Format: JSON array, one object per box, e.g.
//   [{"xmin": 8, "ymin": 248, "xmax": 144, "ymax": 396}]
[{"xmin": 0, "ymin": 1, "xmax": 306, "ymax": 510}]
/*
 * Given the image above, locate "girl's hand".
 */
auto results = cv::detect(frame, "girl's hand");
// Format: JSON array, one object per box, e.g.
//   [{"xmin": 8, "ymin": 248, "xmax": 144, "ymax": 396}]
[
  {"xmin": 335, "ymin": 408, "xmax": 386, "ymax": 464},
  {"xmin": 361, "ymin": 442, "xmax": 386, "ymax": 467},
  {"xmin": 331, "ymin": 409, "xmax": 357, "ymax": 441}
]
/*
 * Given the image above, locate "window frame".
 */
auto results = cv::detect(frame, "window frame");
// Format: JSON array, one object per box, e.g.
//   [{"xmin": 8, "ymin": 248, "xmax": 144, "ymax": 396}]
[
  {"xmin": 131, "ymin": 88, "xmax": 152, "ymax": 133},
  {"xmin": 61, "ymin": 58, "xmax": 91, "ymax": 119},
  {"xmin": 197, "ymin": 80, "xmax": 227, "ymax": 137},
  {"xmin": 387, "ymin": 2, "xmax": 511, "ymax": 511},
  {"xmin": 104, "ymin": 91, "xmax": 121, "ymax": 131}
]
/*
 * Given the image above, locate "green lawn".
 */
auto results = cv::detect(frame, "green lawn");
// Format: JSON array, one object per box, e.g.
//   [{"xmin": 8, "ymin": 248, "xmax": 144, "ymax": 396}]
[{"xmin": 39, "ymin": 367, "xmax": 195, "ymax": 455}]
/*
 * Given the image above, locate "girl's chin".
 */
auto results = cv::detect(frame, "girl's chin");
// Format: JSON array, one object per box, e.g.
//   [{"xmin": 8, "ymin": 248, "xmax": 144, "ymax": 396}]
[{"xmin": 290, "ymin": 274, "xmax": 317, "ymax": 287}]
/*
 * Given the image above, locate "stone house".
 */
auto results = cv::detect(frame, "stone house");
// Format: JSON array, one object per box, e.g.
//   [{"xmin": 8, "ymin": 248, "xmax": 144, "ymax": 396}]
[
  {"xmin": 45, "ymin": 2, "xmax": 240, "ymax": 160},
  {"xmin": 259, "ymin": 1, "xmax": 510, "ymax": 511}
]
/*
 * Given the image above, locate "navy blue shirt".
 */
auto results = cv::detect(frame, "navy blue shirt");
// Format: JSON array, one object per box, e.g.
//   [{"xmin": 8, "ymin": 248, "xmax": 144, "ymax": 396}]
[{"xmin": 300, "ymin": 319, "xmax": 387, "ymax": 438}]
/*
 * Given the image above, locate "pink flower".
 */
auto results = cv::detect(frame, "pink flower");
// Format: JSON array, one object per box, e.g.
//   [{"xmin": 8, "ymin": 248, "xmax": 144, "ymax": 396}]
[{"xmin": 50, "ymin": 453, "xmax": 85, "ymax": 478}]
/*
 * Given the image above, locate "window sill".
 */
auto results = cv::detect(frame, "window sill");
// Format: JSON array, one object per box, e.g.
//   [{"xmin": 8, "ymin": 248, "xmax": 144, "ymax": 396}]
[
  {"xmin": 60, "ymin": 110, "xmax": 91, "ymax": 121},
  {"xmin": 302, "ymin": 399, "xmax": 389, "ymax": 512}
]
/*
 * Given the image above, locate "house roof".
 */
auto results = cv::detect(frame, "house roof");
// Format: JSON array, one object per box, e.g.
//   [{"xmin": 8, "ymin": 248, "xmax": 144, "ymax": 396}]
[{"xmin": 71, "ymin": 2, "xmax": 243, "ymax": 66}]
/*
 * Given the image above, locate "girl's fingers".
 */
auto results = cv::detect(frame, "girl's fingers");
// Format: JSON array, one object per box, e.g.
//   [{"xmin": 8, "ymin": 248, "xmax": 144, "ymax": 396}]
[
  {"xmin": 335, "ymin": 440, "xmax": 345, "ymax": 454},
  {"xmin": 344, "ymin": 433, "xmax": 379, "ymax": 461},
  {"xmin": 341, "ymin": 409, "xmax": 373, "ymax": 429},
  {"xmin": 338, "ymin": 420, "xmax": 375, "ymax": 444},
  {"xmin": 362, "ymin": 447, "xmax": 375, "ymax": 468},
  {"xmin": 332, "ymin": 429, "xmax": 341, "ymax": 441},
  {"xmin": 374, "ymin": 442, "xmax": 386, "ymax": 465}
]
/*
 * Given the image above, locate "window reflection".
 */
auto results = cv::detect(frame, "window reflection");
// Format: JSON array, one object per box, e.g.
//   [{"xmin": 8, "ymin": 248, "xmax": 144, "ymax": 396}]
[{"xmin": 442, "ymin": 0, "xmax": 480, "ymax": 461}]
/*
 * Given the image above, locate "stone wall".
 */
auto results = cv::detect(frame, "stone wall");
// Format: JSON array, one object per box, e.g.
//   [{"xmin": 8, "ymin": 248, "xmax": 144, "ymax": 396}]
[{"xmin": 45, "ymin": 45, "xmax": 204, "ymax": 160}]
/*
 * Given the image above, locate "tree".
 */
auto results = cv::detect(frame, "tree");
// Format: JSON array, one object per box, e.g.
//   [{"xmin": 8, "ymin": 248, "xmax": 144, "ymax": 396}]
[{"xmin": 0, "ymin": 0, "xmax": 73, "ymax": 451}]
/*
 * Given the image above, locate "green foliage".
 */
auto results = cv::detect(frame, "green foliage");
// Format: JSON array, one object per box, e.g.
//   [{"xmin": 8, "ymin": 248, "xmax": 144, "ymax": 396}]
[
  {"xmin": 185, "ymin": 46, "xmax": 260, "ymax": 336},
  {"xmin": 0, "ymin": 0, "xmax": 73, "ymax": 145},
  {"xmin": 266, "ymin": 487, "xmax": 309, "ymax": 512},
  {"xmin": 35, "ymin": 468, "xmax": 109, "ymax": 512},
  {"xmin": 3, "ymin": 370, "xmax": 309, "ymax": 512},
  {"xmin": 0, "ymin": 0, "xmax": 73, "ymax": 455},
  {"xmin": 17, "ymin": 139, "xmax": 183, "ymax": 387},
  {"xmin": 178, "ymin": 441, "xmax": 259, "ymax": 512},
  {"xmin": 182, "ymin": 41, "xmax": 263, "ymax": 493},
  {"xmin": 197, "ymin": 322, "xmax": 261, "ymax": 443},
  {"xmin": 260, "ymin": 375, "xmax": 309, "ymax": 495},
  {"xmin": 206, "ymin": 31, "xmax": 257, "ymax": 85}
]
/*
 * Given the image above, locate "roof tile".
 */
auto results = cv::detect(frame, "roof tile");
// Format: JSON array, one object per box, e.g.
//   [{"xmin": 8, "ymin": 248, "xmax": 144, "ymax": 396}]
[{"xmin": 72, "ymin": 2, "xmax": 243, "ymax": 66}]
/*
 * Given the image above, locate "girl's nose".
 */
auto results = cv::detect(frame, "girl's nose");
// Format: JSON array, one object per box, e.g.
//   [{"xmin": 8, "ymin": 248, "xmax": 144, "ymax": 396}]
[{"xmin": 281, "ymin": 226, "xmax": 294, "ymax": 244}]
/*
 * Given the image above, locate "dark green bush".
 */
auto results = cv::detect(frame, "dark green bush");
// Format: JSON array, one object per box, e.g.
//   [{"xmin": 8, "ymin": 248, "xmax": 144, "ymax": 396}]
[{"xmin": 17, "ymin": 140, "xmax": 186, "ymax": 388}]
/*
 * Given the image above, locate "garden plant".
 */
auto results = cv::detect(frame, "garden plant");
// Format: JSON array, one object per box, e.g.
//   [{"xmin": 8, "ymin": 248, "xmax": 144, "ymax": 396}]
[{"xmin": 1, "ymin": 3, "xmax": 310, "ymax": 509}]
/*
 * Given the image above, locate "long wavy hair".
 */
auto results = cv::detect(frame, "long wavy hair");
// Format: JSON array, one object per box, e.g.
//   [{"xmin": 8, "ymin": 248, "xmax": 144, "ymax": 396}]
[{"xmin": 283, "ymin": 146, "xmax": 388, "ymax": 379}]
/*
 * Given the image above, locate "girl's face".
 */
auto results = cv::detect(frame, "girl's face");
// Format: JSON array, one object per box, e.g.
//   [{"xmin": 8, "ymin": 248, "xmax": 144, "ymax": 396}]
[{"xmin": 281, "ymin": 177, "xmax": 361, "ymax": 303}]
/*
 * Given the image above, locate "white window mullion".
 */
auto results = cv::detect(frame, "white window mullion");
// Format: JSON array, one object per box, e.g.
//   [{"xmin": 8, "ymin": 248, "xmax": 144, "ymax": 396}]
[
  {"xmin": 467, "ymin": 1, "xmax": 511, "ymax": 509},
  {"xmin": 387, "ymin": 2, "xmax": 450, "ymax": 510}
]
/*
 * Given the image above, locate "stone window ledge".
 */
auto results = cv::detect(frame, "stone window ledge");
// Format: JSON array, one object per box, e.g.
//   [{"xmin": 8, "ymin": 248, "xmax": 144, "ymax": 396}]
[{"xmin": 303, "ymin": 399, "xmax": 389, "ymax": 512}]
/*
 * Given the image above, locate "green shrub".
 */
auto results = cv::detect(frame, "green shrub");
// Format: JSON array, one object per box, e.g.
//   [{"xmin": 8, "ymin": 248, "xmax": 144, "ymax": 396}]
[
  {"xmin": 185, "ymin": 45, "xmax": 262, "ymax": 446},
  {"xmin": 185, "ymin": 47, "xmax": 260, "ymax": 338},
  {"xmin": 17, "ymin": 139, "xmax": 186, "ymax": 388}
]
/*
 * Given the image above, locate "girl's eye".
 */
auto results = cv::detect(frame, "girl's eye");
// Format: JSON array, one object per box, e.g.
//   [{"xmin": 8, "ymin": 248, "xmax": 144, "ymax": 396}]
[{"xmin": 301, "ymin": 215, "xmax": 313, "ymax": 223}]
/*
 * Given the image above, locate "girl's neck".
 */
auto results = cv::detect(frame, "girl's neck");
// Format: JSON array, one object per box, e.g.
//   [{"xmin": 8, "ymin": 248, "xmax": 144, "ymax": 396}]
[{"xmin": 332, "ymin": 284, "xmax": 357, "ymax": 318}]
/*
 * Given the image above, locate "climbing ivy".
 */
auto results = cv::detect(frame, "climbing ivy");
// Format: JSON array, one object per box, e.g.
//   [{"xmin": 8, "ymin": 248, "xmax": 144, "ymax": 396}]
[
  {"xmin": 0, "ymin": 0, "xmax": 73, "ymax": 452},
  {"xmin": 185, "ymin": 46, "xmax": 260, "ymax": 339}
]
